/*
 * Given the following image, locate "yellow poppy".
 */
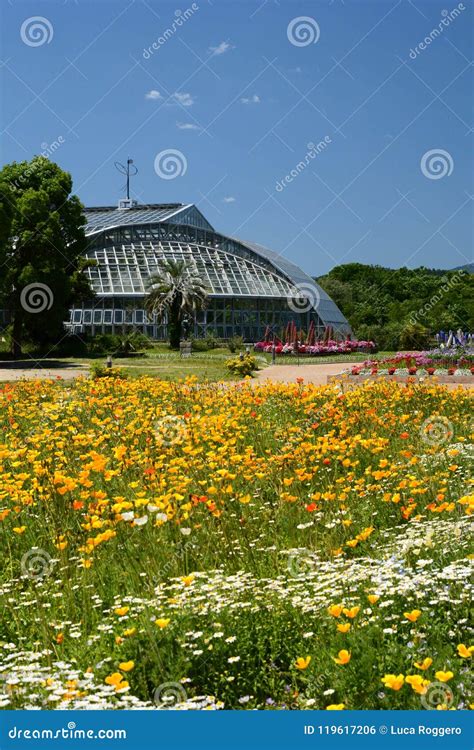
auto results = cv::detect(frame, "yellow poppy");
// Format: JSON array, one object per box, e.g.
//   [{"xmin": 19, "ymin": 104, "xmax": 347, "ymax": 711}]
[
  {"xmin": 414, "ymin": 657, "xmax": 432, "ymax": 670},
  {"xmin": 337, "ymin": 623, "xmax": 351, "ymax": 633},
  {"xmin": 333, "ymin": 650, "xmax": 351, "ymax": 665},
  {"xmin": 342, "ymin": 606, "xmax": 360, "ymax": 619},
  {"xmin": 404, "ymin": 609, "xmax": 421, "ymax": 622},
  {"xmin": 295, "ymin": 656, "xmax": 311, "ymax": 670},
  {"xmin": 114, "ymin": 606, "xmax": 129, "ymax": 617},
  {"xmin": 119, "ymin": 661, "xmax": 134, "ymax": 672},
  {"xmin": 435, "ymin": 671, "xmax": 453, "ymax": 682},
  {"xmin": 406, "ymin": 675, "xmax": 430, "ymax": 694},
  {"xmin": 105, "ymin": 672, "xmax": 124, "ymax": 686},
  {"xmin": 381, "ymin": 674, "xmax": 405, "ymax": 690},
  {"xmin": 457, "ymin": 644, "xmax": 474, "ymax": 659}
]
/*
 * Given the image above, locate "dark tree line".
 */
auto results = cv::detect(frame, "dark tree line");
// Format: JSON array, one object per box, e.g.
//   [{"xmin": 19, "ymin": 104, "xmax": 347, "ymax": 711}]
[{"xmin": 318, "ymin": 263, "xmax": 474, "ymax": 350}]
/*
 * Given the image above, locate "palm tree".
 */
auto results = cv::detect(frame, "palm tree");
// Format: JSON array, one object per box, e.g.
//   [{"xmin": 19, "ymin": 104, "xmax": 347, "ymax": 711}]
[{"xmin": 145, "ymin": 259, "xmax": 208, "ymax": 349}]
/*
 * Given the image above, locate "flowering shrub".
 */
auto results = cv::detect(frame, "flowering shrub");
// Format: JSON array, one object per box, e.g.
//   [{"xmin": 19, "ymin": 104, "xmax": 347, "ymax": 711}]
[
  {"xmin": 0, "ymin": 378, "xmax": 472, "ymax": 710},
  {"xmin": 90, "ymin": 363, "xmax": 128, "ymax": 380},
  {"xmin": 225, "ymin": 354, "xmax": 258, "ymax": 377}
]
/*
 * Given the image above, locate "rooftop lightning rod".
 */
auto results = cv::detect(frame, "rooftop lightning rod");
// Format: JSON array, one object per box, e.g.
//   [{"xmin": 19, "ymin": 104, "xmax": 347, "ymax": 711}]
[{"xmin": 114, "ymin": 158, "xmax": 138, "ymax": 200}]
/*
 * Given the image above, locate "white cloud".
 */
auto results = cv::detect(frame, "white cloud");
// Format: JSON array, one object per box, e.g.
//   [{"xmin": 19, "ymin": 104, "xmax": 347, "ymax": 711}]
[
  {"xmin": 177, "ymin": 122, "xmax": 200, "ymax": 131},
  {"xmin": 145, "ymin": 90, "xmax": 162, "ymax": 100},
  {"xmin": 209, "ymin": 41, "xmax": 233, "ymax": 56},
  {"xmin": 223, "ymin": 196, "xmax": 236, "ymax": 203},
  {"xmin": 171, "ymin": 92, "xmax": 194, "ymax": 107},
  {"xmin": 240, "ymin": 94, "xmax": 260, "ymax": 104}
]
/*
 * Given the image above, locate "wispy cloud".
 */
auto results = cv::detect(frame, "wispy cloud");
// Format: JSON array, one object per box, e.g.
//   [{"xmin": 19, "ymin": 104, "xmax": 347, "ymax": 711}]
[
  {"xmin": 209, "ymin": 41, "xmax": 233, "ymax": 56},
  {"xmin": 223, "ymin": 196, "xmax": 236, "ymax": 203},
  {"xmin": 168, "ymin": 92, "xmax": 194, "ymax": 107},
  {"xmin": 240, "ymin": 94, "xmax": 260, "ymax": 104},
  {"xmin": 177, "ymin": 122, "xmax": 201, "ymax": 131},
  {"xmin": 145, "ymin": 90, "xmax": 162, "ymax": 100}
]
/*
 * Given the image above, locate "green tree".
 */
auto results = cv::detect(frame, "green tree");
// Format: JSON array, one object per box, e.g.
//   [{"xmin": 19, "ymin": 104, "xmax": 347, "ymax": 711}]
[
  {"xmin": 0, "ymin": 181, "xmax": 14, "ymax": 249},
  {"xmin": 145, "ymin": 260, "xmax": 208, "ymax": 349},
  {"xmin": 0, "ymin": 156, "xmax": 89, "ymax": 358},
  {"xmin": 318, "ymin": 263, "xmax": 473, "ymax": 349}
]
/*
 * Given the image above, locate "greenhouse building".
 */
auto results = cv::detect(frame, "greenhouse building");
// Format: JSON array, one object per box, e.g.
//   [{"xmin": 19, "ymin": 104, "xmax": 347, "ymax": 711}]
[{"xmin": 68, "ymin": 201, "xmax": 350, "ymax": 341}]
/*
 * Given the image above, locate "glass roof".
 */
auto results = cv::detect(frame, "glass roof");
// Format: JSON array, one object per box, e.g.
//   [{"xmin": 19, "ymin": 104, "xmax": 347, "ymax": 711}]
[
  {"xmin": 237, "ymin": 238, "xmax": 350, "ymax": 327},
  {"xmin": 85, "ymin": 241, "xmax": 298, "ymax": 298},
  {"xmin": 81, "ymin": 202, "xmax": 351, "ymax": 332},
  {"xmin": 84, "ymin": 205, "xmax": 214, "ymax": 236}
]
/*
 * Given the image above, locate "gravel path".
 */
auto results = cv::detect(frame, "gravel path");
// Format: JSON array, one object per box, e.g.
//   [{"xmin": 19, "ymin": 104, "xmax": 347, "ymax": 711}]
[
  {"xmin": 254, "ymin": 362, "xmax": 357, "ymax": 385},
  {"xmin": 0, "ymin": 366, "xmax": 88, "ymax": 382}
]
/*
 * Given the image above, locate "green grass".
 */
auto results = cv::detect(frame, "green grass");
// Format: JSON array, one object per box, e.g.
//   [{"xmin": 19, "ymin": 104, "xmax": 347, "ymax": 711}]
[{"xmin": 0, "ymin": 344, "xmax": 398, "ymax": 382}]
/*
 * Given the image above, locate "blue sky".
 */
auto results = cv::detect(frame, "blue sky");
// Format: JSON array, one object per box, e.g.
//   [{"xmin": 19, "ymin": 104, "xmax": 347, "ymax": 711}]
[{"xmin": 1, "ymin": 0, "xmax": 472, "ymax": 276}]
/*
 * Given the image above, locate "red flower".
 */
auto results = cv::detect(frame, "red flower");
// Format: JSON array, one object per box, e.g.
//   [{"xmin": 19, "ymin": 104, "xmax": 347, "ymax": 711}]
[{"xmin": 306, "ymin": 503, "xmax": 318, "ymax": 512}]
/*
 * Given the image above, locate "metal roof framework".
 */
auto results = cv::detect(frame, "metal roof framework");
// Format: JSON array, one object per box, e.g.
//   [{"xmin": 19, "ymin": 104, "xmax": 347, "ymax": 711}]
[{"xmin": 83, "ymin": 203, "xmax": 351, "ymax": 332}]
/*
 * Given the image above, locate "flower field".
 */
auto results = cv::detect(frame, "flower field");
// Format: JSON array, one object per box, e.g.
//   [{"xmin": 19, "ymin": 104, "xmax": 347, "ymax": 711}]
[{"xmin": 0, "ymin": 377, "xmax": 472, "ymax": 711}]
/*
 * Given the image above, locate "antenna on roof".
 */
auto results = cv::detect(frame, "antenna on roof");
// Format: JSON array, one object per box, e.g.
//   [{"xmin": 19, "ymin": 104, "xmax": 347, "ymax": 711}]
[{"xmin": 114, "ymin": 158, "xmax": 138, "ymax": 201}]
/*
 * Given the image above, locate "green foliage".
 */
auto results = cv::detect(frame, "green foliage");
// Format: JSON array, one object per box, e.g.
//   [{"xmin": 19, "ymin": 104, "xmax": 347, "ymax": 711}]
[
  {"xmin": 88, "ymin": 332, "xmax": 153, "ymax": 357},
  {"xmin": 226, "ymin": 353, "xmax": 258, "ymax": 377},
  {"xmin": 227, "ymin": 335, "xmax": 244, "ymax": 353},
  {"xmin": 0, "ymin": 157, "xmax": 90, "ymax": 358},
  {"xmin": 318, "ymin": 263, "xmax": 474, "ymax": 350},
  {"xmin": 191, "ymin": 338, "xmax": 211, "ymax": 352},
  {"xmin": 203, "ymin": 332, "xmax": 219, "ymax": 350},
  {"xmin": 398, "ymin": 322, "xmax": 431, "ymax": 351},
  {"xmin": 190, "ymin": 333, "xmax": 221, "ymax": 352}
]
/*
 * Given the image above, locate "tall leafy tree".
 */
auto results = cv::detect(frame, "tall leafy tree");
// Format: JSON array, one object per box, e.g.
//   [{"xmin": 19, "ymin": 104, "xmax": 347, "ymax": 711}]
[
  {"xmin": 145, "ymin": 260, "xmax": 208, "ymax": 349},
  {"xmin": 0, "ymin": 157, "xmax": 89, "ymax": 357}
]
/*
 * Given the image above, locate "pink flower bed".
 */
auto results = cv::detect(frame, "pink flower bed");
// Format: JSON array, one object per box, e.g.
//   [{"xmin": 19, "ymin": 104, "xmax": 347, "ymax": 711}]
[{"xmin": 254, "ymin": 340, "xmax": 376, "ymax": 356}]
